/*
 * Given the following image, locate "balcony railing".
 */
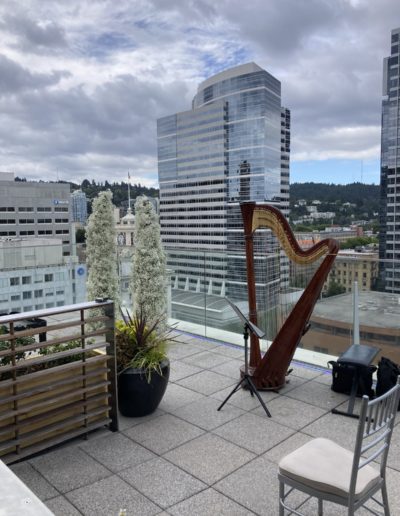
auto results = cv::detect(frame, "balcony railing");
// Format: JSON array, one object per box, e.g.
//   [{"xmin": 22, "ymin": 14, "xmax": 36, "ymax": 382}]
[
  {"xmin": 156, "ymin": 249, "xmax": 400, "ymax": 367},
  {"xmin": 0, "ymin": 301, "xmax": 118, "ymax": 464}
]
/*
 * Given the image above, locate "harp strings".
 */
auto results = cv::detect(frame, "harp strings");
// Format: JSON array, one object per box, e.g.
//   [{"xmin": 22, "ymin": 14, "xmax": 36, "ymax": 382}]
[{"xmin": 252, "ymin": 206, "xmax": 328, "ymax": 345}]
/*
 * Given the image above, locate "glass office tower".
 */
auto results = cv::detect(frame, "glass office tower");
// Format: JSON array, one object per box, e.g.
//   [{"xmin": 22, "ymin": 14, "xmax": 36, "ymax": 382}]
[
  {"xmin": 157, "ymin": 63, "xmax": 290, "ymax": 322},
  {"xmin": 380, "ymin": 28, "xmax": 400, "ymax": 292}
]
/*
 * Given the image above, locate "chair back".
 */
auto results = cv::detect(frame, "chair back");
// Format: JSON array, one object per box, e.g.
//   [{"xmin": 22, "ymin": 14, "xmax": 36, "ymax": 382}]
[{"xmin": 349, "ymin": 379, "xmax": 400, "ymax": 498}]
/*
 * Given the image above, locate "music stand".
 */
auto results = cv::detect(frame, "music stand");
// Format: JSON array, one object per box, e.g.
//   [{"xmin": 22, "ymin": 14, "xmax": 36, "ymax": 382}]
[{"xmin": 217, "ymin": 298, "xmax": 271, "ymax": 417}]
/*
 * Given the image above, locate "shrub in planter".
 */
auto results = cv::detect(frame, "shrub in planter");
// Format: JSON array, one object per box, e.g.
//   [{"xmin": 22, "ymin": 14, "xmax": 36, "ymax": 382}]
[{"xmin": 116, "ymin": 307, "xmax": 176, "ymax": 417}]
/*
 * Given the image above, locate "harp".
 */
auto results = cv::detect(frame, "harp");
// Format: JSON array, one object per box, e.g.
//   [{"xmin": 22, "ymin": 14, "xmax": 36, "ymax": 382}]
[{"xmin": 241, "ymin": 202, "xmax": 339, "ymax": 390}]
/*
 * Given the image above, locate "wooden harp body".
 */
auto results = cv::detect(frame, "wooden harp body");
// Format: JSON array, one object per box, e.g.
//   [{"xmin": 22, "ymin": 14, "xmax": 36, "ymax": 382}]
[{"xmin": 241, "ymin": 202, "xmax": 339, "ymax": 390}]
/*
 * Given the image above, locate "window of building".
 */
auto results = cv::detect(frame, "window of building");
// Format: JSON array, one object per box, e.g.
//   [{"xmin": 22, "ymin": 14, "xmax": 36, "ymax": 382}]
[
  {"xmin": 55, "ymin": 218, "xmax": 69, "ymax": 223},
  {"xmin": 20, "ymin": 231, "xmax": 35, "ymax": 236},
  {"xmin": 0, "ymin": 294, "xmax": 8, "ymax": 303},
  {"xmin": 35, "ymin": 304, "xmax": 44, "ymax": 310},
  {"xmin": 22, "ymin": 276, "xmax": 31, "ymax": 285},
  {"xmin": 19, "ymin": 219, "xmax": 34, "ymax": 224},
  {"xmin": 37, "ymin": 207, "xmax": 52, "ymax": 212},
  {"xmin": 37, "ymin": 219, "xmax": 52, "ymax": 224},
  {"xmin": 44, "ymin": 273, "xmax": 53, "ymax": 282},
  {"xmin": 54, "ymin": 207, "xmax": 68, "ymax": 212},
  {"xmin": 46, "ymin": 302, "xmax": 54, "ymax": 308},
  {"xmin": 10, "ymin": 277, "xmax": 20, "ymax": 286},
  {"xmin": 34, "ymin": 290, "xmax": 43, "ymax": 298},
  {"xmin": 23, "ymin": 291, "xmax": 32, "ymax": 299},
  {"xmin": 18, "ymin": 207, "xmax": 33, "ymax": 212},
  {"xmin": 56, "ymin": 290, "xmax": 64, "ymax": 295},
  {"xmin": 0, "ymin": 207, "xmax": 15, "ymax": 212},
  {"xmin": 10, "ymin": 294, "xmax": 20, "ymax": 301}
]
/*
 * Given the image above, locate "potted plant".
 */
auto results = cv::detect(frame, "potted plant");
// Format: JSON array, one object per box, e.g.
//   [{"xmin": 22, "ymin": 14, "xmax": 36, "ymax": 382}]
[{"xmin": 116, "ymin": 307, "xmax": 175, "ymax": 417}]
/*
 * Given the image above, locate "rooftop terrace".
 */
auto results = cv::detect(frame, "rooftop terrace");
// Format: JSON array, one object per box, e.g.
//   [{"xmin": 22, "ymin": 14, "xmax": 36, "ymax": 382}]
[{"xmin": 8, "ymin": 333, "xmax": 400, "ymax": 515}]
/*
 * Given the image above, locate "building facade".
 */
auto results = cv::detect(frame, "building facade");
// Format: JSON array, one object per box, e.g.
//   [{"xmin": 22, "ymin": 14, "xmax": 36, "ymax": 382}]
[
  {"xmin": 325, "ymin": 250, "xmax": 379, "ymax": 294},
  {"xmin": 157, "ymin": 63, "xmax": 290, "ymax": 315},
  {"xmin": 71, "ymin": 190, "xmax": 88, "ymax": 224},
  {"xmin": 0, "ymin": 239, "xmax": 86, "ymax": 314},
  {"xmin": 0, "ymin": 174, "xmax": 73, "ymax": 256},
  {"xmin": 380, "ymin": 27, "xmax": 400, "ymax": 292}
]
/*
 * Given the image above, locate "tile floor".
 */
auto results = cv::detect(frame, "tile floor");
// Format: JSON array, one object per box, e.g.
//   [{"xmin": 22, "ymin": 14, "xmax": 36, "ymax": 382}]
[{"xmin": 10, "ymin": 334, "xmax": 400, "ymax": 515}]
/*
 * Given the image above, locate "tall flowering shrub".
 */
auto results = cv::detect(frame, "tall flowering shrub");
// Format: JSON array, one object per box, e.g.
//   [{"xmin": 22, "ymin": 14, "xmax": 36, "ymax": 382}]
[
  {"xmin": 86, "ymin": 191, "xmax": 119, "ymax": 304},
  {"xmin": 131, "ymin": 196, "xmax": 167, "ymax": 325}
]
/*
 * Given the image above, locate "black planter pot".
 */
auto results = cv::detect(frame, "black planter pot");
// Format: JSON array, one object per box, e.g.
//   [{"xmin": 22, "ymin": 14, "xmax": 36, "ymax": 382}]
[{"xmin": 118, "ymin": 358, "xmax": 170, "ymax": 417}]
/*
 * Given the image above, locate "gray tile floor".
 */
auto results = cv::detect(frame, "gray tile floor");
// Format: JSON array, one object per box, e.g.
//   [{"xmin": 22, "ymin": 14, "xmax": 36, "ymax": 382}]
[{"xmin": 10, "ymin": 334, "xmax": 400, "ymax": 515}]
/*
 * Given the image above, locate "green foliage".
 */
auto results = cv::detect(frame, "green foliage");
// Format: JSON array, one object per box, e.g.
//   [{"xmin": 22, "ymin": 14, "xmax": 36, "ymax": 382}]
[
  {"xmin": 290, "ymin": 182, "xmax": 380, "ymax": 227},
  {"xmin": 324, "ymin": 280, "xmax": 346, "ymax": 298},
  {"xmin": 75, "ymin": 228, "xmax": 86, "ymax": 243},
  {"xmin": 0, "ymin": 325, "xmax": 35, "ymax": 366},
  {"xmin": 340, "ymin": 236, "xmax": 378, "ymax": 249},
  {"xmin": 38, "ymin": 340, "xmax": 84, "ymax": 368},
  {"xmin": 73, "ymin": 179, "xmax": 158, "ymax": 211},
  {"xmin": 116, "ymin": 307, "xmax": 175, "ymax": 382},
  {"xmin": 290, "ymin": 182, "xmax": 379, "ymax": 204},
  {"xmin": 292, "ymin": 223, "xmax": 328, "ymax": 232}
]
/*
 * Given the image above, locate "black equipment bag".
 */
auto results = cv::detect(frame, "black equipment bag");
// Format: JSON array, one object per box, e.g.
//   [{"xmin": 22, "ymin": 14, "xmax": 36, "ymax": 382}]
[
  {"xmin": 376, "ymin": 357, "xmax": 400, "ymax": 410},
  {"xmin": 328, "ymin": 360, "xmax": 376, "ymax": 398}
]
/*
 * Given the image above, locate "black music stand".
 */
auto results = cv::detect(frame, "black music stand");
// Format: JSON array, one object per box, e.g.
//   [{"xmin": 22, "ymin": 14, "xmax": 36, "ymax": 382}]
[{"xmin": 217, "ymin": 298, "xmax": 271, "ymax": 417}]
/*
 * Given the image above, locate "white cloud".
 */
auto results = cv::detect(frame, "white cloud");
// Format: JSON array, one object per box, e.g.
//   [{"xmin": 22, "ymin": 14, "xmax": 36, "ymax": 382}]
[{"xmin": 0, "ymin": 0, "xmax": 397, "ymax": 184}]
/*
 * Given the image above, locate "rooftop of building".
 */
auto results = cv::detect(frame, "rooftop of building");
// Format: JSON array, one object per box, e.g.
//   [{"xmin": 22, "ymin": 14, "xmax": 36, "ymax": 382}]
[
  {"xmin": 313, "ymin": 291, "xmax": 400, "ymax": 329},
  {"xmin": 197, "ymin": 62, "xmax": 263, "ymax": 91},
  {"xmin": 8, "ymin": 332, "xmax": 400, "ymax": 515},
  {"xmin": 336, "ymin": 249, "xmax": 378, "ymax": 257}
]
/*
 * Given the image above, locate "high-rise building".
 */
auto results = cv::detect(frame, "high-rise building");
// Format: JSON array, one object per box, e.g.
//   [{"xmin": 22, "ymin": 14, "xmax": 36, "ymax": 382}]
[
  {"xmin": 157, "ymin": 63, "xmax": 290, "ymax": 318},
  {"xmin": 71, "ymin": 190, "xmax": 88, "ymax": 224},
  {"xmin": 380, "ymin": 28, "xmax": 400, "ymax": 292}
]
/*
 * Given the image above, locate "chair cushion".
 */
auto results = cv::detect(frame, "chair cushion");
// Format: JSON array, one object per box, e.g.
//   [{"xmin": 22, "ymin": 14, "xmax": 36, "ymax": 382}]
[{"xmin": 278, "ymin": 438, "xmax": 380, "ymax": 499}]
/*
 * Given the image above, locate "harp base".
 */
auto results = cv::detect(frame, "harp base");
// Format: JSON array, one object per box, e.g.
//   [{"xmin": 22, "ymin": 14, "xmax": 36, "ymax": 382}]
[{"xmin": 240, "ymin": 365, "xmax": 286, "ymax": 391}]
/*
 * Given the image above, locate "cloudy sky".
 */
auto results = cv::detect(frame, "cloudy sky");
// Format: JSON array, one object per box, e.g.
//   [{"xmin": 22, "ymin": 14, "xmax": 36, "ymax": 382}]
[{"xmin": 0, "ymin": 0, "xmax": 398, "ymax": 186}]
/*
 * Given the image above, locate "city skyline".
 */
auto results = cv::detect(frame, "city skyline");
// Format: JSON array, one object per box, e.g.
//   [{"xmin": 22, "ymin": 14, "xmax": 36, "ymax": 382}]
[{"xmin": 0, "ymin": 1, "xmax": 397, "ymax": 186}]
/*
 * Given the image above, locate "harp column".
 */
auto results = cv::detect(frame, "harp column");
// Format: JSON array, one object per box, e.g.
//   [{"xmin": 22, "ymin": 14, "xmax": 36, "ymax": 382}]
[{"xmin": 241, "ymin": 202, "xmax": 262, "ymax": 368}]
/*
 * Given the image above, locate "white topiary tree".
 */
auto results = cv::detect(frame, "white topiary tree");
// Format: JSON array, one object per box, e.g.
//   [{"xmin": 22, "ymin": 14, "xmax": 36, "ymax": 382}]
[
  {"xmin": 86, "ymin": 190, "xmax": 119, "ymax": 305},
  {"xmin": 131, "ymin": 196, "xmax": 167, "ymax": 325}
]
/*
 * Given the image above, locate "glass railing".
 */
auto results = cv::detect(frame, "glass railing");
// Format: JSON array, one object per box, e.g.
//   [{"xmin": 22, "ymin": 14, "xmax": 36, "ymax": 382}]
[
  {"xmin": 2, "ymin": 241, "xmax": 400, "ymax": 369},
  {"xmin": 162, "ymin": 248, "xmax": 400, "ymax": 368}
]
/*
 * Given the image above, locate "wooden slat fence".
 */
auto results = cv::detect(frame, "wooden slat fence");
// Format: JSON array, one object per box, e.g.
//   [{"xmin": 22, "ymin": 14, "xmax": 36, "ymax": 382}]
[{"xmin": 0, "ymin": 301, "xmax": 118, "ymax": 464}]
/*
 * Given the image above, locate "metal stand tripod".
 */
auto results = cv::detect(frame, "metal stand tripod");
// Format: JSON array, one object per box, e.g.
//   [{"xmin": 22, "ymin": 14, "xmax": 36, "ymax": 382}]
[{"xmin": 217, "ymin": 306, "xmax": 271, "ymax": 417}]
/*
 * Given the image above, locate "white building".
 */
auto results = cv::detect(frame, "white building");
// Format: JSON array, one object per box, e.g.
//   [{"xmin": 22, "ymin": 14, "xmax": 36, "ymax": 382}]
[{"xmin": 0, "ymin": 238, "xmax": 86, "ymax": 314}]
